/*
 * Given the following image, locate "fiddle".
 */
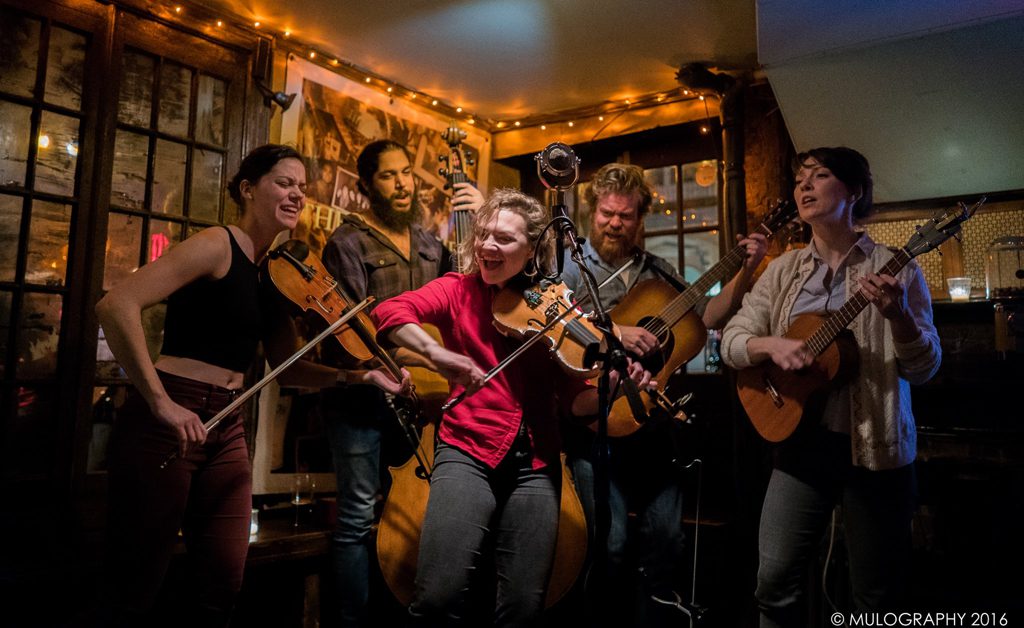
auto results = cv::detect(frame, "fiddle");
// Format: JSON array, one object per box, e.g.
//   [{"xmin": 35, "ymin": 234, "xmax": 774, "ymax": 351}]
[
  {"xmin": 440, "ymin": 268, "xmax": 632, "ymax": 413},
  {"xmin": 493, "ymin": 278, "xmax": 620, "ymax": 378},
  {"xmin": 263, "ymin": 239, "xmax": 431, "ymax": 475}
]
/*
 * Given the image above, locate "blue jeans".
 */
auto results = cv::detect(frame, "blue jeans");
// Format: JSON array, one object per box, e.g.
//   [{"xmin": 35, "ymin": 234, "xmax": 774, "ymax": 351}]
[
  {"xmin": 409, "ymin": 439, "xmax": 560, "ymax": 627},
  {"xmin": 567, "ymin": 450, "xmax": 685, "ymax": 627},
  {"xmin": 326, "ymin": 413, "xmax": 383, "ymax": 627},
  {"xmin": 756, "ymin": 429, "xmax": 916, "ymax": 628}
]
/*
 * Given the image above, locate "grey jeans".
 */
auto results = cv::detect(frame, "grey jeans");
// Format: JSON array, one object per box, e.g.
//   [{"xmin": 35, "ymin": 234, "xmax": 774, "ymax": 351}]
[
  {"xmin": 408, "ymin": 437, "xmax": 560, "ymax": 627},
  {"xmin": 756, "ymin": 429, "xmax": 916, "ymax": 628}
]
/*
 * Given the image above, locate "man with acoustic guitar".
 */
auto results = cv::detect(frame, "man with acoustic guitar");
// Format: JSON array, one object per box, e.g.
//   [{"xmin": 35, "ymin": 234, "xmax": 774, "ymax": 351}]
[
  {"xmin": 319, "ymin": 138, "xmax": 483, "ymax": 626},
  {"xmin": 559, "ymin": 162, "xmax": 766, "ymax": 627},
  {"xmin": 721, "ymin": 147, "xmax": 941, "ymax": 627}
]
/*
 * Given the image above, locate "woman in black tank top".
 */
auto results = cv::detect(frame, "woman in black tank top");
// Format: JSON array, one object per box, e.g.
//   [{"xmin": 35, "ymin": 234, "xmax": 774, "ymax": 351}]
[{"xmin": 95, "ymin": 145, "xmax": 410, "ymax": 627}]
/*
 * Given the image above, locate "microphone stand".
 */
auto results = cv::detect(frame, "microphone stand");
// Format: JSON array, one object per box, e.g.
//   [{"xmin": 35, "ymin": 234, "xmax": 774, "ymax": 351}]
[{"xmin": 552, "ymin": 193, "xmax": 645, "ymax": 622}]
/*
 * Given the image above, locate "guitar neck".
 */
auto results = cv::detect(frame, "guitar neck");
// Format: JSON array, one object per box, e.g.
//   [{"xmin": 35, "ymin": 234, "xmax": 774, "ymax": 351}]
[
  {"xmin": 805, "ymin": 248, "xmax": 912, "ymax": 356},
  {"xmin": 658, "ymin": 222, "xmax": 771, "ymax": 326}
]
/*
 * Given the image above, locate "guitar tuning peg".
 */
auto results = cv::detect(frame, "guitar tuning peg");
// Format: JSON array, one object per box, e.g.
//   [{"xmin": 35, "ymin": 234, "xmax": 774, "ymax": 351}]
[
  {"xmin": 438, "ymin": 168, "xmax": 449, "ymax": 177},
  {"xmin": 438, "ymin": 155, "xmax": 448, "ymax": 163}
]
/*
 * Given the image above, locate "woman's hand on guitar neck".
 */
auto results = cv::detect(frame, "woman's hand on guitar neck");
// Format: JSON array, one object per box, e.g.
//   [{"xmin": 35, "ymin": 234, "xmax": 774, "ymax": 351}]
[
  {"xmin": 857, "ymin": 273, "xmax": 921, "ymax": 342},
  {"xmin": 746, "ymin": 336, "xmax": 815, "ymax": 371},
  {"xmin": 452, "ymin": 182, "xmax": 484, "ymax": 214}
]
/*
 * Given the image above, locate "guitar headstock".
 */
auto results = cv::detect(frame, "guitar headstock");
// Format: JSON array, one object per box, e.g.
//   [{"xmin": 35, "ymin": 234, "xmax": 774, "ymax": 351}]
[
  {"xmin": 439, "ymin": 124, "xmax": 473, "ymax": 189},
  {"xmin": 759, "ymin": 199, "xmax": 798, "ymax": 235},
  {"xmin": 904, "ymin": 196, "xmax": 985, "ymax": 258}
]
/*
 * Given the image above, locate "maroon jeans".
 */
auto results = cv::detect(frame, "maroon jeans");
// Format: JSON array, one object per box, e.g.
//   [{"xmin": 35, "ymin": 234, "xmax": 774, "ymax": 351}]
[{"xmin": 105, "ymin": 370, "xmax": 251, "ymax": 627}]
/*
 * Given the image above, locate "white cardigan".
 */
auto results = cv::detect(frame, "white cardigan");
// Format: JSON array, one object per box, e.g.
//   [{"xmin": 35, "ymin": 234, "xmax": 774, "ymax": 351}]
[{"xmin": 721, "ymin": 236, "xmax": 941, "ymax": 470}]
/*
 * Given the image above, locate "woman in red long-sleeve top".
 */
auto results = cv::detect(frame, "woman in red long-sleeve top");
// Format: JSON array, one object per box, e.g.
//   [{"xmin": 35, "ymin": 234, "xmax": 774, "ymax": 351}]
[{"xmin": 373, "ymin": 188, "xmax": 651, "ymax": 626}]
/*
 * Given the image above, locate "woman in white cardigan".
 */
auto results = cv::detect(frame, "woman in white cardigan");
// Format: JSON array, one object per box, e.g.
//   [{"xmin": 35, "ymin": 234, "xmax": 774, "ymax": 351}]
[{"xmin": 722, "ymin": 147, "xmax": 940, "ymax": 628}]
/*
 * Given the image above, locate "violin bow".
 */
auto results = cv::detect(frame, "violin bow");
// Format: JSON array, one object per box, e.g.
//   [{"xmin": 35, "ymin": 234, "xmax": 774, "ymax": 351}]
[
  {"xmin": 441, "ymin": 255, "xmax": 639, "ymax": 412},
  {"xmin": 159, "ymin": 297, "xmax": 375, "ymax": 469}
]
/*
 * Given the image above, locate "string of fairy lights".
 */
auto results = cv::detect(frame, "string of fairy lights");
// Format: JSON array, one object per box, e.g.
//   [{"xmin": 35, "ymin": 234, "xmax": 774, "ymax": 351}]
[{"xmin": 157, "ymin": 2, "xmax": 718, "ymax": 135}]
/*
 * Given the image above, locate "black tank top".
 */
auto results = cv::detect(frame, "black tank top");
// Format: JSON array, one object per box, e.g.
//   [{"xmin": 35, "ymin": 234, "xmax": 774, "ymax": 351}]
[{"xmin": 160, "ymin": 226, "xmax": 262, "ymax": 372}]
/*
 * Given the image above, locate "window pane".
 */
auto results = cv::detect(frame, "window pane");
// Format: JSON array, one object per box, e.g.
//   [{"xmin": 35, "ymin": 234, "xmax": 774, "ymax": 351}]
[
  {"xmin": 644, "ymin": 166, "xmax": 678, "ymax": 232},
  {"xmin": 0, "ymin": 101, "xmax": 33, "ymax": 188},
  {"xmin": 0, "ymin": 194, "xmax": 21, "ymax": 282},
  {"xmin": 26, "ymin": 200, "xmax": 71, "ymax": 287},
  {"xmin": 6, "ymin": 384, "xmax": 57, "ymax": 477},
  {"xmin": 152, "ymin": 139, "xmax": 186, "ymax": 215},
  {"xmin": 195, "ymin": 74, "xmax": 226, "ymax": 146},
  {"xmin": 118, "ymin": 51, "xmax": 154, "ymax": 127},
  {"xmin": 17, "ymin": 291, "xmax": 62, "ymax": 379},
  {"xmin": 102, "ymin": 212, "xmax": 142, "ymax": 291},
  {"xmin": 158, "ymin": 62, "xmax": 192, "ymax": 138},
  {"xmin": 44, "ymin": 26, "xmax": 87, "ymax": 111},
  {"xmin": 644, "ymin": 234, "xmax": 680, "ymax": 275},
  {"xmin": 110, "ymin": 130, "xmax": 149, "ymax": 209},
  {"xmin": 0, "ymin": 290, "xmax": 11, "ymax": 377},
  {"xmin": 682, "ymin": 230, "xmax": 721, "ymax": 293},
  {"xmin": 189, "ymin": 147, "xmax": 223, "ymax": 222},
  {"xmin": 147, "ymin": 218, "xmax": 181, "ymax": 263},
  {"xmin": 681, "ymin": 161, "xmax": 719, "ymax": 228},
  {"xmin": 95, "ymin": 323, "xmax": 126, "ymax": 380},
  {"xmin": 0, "ymin": 10, "xmax": 41, "ymax": 98},
  {"xmin": 35, "ymin": 111, "xmax": 80, "ymax": 196}
]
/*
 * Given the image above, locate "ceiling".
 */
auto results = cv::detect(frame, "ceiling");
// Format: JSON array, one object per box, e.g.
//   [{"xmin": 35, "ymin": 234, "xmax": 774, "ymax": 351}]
[
  {"xmin": 203, "ymin": 0, "xmax": 757, "ymax": 120},
  {"xmin": 200, "ymin": 0, "xmax": 1024, "ymax": 203}
]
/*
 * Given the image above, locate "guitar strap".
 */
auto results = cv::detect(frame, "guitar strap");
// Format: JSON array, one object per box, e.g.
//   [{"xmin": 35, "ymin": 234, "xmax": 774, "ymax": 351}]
[{"xmin": 640, "ymin": 251, "xmax": 688, "ymax": 293}]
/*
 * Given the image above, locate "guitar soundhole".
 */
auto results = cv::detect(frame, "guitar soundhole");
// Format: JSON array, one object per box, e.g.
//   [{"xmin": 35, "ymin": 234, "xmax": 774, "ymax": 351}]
[{"xmin": 636, "ymin": 316, "xmax": 673, "ymax": 374}]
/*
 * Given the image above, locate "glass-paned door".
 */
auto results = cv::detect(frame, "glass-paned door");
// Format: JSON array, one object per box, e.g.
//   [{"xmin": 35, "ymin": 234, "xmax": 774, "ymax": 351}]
[
  {"xmin": 0, "ymin": 6, "xmax": 88, "ymax": 477},
  {"xmin": 88, "ymin": 11, "xmax": 247, "ymax": 473}
]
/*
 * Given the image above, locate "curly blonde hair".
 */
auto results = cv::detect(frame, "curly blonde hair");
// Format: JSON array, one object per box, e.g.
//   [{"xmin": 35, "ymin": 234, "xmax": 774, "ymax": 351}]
[{"xmin": 458, "ymin": 188, "xmax": 554, "ymax": 276}]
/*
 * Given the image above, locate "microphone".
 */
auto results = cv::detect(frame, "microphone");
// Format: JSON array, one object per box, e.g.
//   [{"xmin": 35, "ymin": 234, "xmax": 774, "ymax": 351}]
[
  {"xmin": 534, "ymin": 143, "xmax": 581, "ymax": 278},
  {"xmin": 535, "ymin": 142, "xmax": 580, "ymax": 190}
]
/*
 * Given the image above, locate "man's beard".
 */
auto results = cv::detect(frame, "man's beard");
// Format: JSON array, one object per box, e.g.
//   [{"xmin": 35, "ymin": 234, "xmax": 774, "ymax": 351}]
[
  {"xmin": 369, "ymin": 190, "xmax": 422, "ymax": 231},
  {"xmin": 591, "ymin": 228, "xmax": 635, "ymax": 263}
]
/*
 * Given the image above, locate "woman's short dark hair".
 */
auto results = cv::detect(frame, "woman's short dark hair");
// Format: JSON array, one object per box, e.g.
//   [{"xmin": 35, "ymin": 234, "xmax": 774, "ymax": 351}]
[
  {"xmin": 794, "ymin": 146, "xmax": 874, "ymax": 220},
  {"xmin": 356, "ymin": 139, "xmax": 407, "ymax": 194},
  {"xmin": 227, "ymin": 144, "xmax": 302, "ymax": 208}
]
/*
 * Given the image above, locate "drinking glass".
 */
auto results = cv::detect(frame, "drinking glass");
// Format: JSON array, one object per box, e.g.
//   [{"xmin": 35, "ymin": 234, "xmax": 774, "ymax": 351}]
[{"xmin": 292, "ymin": 474, "xmax": 314, "ymax": 527}]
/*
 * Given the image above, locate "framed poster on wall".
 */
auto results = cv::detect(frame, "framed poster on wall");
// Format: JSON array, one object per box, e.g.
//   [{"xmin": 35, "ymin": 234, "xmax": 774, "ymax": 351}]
[
  {"xmin": 252, "ymin": 56, "xmax": 490, "ymax": 495},
  {"xmin": 279, "ymin": 55, "xmax": 491, "ymax": 260}
]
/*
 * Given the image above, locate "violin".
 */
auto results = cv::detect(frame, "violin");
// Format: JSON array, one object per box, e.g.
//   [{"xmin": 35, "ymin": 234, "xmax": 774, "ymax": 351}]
[
  {"xmin": 494, "ymin": 279, "xmax": 620, "ymax": 377},
  {"xmin": 263, "ymin": 239, "xmax": 431, "ymax": 472}
]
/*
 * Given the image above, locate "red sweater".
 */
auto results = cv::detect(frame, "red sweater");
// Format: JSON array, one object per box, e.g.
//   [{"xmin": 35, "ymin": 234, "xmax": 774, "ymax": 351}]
[{"xmin": 373, "ymin": 273, "xmax": 592, "ymax": 470}]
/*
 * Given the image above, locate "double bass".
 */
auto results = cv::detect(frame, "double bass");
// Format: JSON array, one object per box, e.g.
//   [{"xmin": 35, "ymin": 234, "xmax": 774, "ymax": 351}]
[{"xmin": 375, "ymin": 125, "xmax": 588, "ymax": 608}]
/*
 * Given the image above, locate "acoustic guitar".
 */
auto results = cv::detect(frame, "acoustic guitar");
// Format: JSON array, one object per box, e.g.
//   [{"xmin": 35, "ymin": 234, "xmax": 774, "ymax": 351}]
[
  {"xmin": 736, "ymin": 199, "xmax": 982, "ymax": 442},
  {"xmin": 599, "ymin": 200, "xmax": 798, "ymax": 437}
]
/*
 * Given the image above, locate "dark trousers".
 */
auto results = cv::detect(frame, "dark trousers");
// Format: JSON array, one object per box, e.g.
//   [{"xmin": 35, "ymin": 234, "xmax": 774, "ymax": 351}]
[
  {"xmin": 104, "ymin": 370, "xmax": 252, "ymax": 628},
  {"xmin": 756, "ymin": 428, "xmax": 916, "ymax": 628},
  {"xmin": 409, "ymin": 439, "xmax": 560, "ymax": 627}
]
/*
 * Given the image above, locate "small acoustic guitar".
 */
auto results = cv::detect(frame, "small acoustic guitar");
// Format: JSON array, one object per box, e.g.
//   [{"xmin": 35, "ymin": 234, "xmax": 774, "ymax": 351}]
[
  {"xmin": 599, "ymin": 199, "xmax": 798, "ymax": 437},
  {"xmin": 736, "ymin": 199, "xmax": 982, "ymax": 442}
]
